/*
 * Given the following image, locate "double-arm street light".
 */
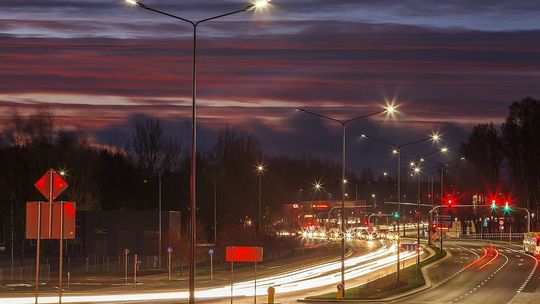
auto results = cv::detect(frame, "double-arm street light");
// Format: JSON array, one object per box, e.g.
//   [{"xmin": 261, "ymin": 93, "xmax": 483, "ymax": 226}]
[
  {"xmin": 124, "ymin": 1, "xmax": 271, "ymax": 302},
  {"xmin": 408, "ymin": 147, "xmax": 449, "ymax": 263},
  {"xmin": 360, "ymin": 133, "xmax": 440, "ymax": 282},
  {"xmin": 298, "ymin": 105, "xmax": 396, "ymax": 292}
]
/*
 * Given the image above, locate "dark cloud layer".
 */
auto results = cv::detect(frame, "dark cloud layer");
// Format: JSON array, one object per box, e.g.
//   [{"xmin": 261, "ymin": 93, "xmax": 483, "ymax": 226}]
[{"xmin": 1, "ymin": 1, "xmax": 539, "ymax": 174}]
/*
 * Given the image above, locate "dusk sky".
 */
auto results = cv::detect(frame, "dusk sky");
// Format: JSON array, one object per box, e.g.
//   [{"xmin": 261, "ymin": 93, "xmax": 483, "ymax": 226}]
[{"xmin": 1, "ymin": 0, "xmax": 540, "ymax": 176}]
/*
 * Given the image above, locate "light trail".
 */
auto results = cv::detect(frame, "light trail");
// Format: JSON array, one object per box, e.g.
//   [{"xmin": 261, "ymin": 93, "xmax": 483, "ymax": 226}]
[
  {"xmin": 1, "ymin": 242, "xmax": 418, "ymax": 304},
  {"xmin": 477, "ymin": 247, "xmax": 499, "ymax": 270},
  {"xmin": 463, "ymin": 247, "xmax": 488, "ymax": 270}
]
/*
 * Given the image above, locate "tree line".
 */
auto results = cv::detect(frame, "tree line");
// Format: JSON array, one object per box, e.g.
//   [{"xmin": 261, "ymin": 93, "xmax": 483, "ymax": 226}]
[{"xmin": 1, "ymin": 96, "xmax": 539, "ymax": 260}]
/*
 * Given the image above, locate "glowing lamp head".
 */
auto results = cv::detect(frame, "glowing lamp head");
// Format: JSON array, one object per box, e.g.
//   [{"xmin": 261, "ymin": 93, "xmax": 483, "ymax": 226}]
[
  {"xmin": 249, "ymin": 0, "xmax": 271, "ymax": 10},
  {"xmin": 125, "ymin": 0, "xmax": 138, "ymax": 6},
  {"xmin": 385, "ymin": 105, "xmax": 396, "ymax": 114},
  {"xmin": 441, "ymin": 147, "xmax": 449, "ymax": 153},
  {"xmin": 392, "ymin": 149, "xmax": 398, "ymax": 154},
  {"xmin": 447, "ymin": 199, "xmax": 452, "ymax": 205},
  {"xmin": 431, "ymin": 133, "xmax": 440, "ymax": 141}
]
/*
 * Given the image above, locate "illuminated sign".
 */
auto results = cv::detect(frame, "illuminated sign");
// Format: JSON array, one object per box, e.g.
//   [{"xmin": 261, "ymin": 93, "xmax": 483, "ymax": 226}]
[
  {"xmin": 312, "ymin": 204, "xmax": 328, "ymax": 209},
  {"xmin": 226, "ymin": 246, "xmax": 263, "ymax": 262}
]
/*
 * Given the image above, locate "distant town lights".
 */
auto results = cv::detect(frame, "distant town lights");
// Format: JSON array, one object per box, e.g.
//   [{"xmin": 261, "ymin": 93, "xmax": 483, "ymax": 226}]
[{"xmin": 124, "ymin": 0, "xmax": 138, "ymax": 6}]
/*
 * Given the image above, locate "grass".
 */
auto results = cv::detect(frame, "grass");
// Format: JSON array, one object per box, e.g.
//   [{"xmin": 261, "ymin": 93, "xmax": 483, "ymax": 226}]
[{"xmin": 309, "ymin": 247, "xmax": 446, "ymax": 300}]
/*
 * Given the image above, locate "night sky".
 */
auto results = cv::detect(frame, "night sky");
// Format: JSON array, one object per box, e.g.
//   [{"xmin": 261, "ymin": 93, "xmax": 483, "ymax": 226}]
[{"xmin": 1, "ymin": 0, "xmax": 540, "ymax": 175}]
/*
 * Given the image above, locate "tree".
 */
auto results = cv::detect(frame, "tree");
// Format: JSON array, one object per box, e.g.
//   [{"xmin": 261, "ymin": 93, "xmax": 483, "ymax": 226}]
[
  {"xmin": 501, "ymin": 97, "xmax": 540, "ymax": 212},
  {"xmin": 131, "ymin": 118, "xmax": 164, "ymax": 177},
  {"xmin": 460, "ymin": 123, "xmax": 504, "ymax": 190}
]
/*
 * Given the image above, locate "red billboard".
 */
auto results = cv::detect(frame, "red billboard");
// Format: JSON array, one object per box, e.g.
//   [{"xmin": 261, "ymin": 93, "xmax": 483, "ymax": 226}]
[
  {"xmin": 226, "ymin": 246, "xmax": 263, "ymax": 262},
  {"xmin": 26, "ymin": 202, "xmax": 76, "ymax": 239}
]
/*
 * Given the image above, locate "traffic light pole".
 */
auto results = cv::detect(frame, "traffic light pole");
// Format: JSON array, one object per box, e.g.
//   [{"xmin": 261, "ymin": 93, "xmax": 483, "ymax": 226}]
[{"xmin": 429, "ymin": 204, "xmax": 532, "ymax": 251}]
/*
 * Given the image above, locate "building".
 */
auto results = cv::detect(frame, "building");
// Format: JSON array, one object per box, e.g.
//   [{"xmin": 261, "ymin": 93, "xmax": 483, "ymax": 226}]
[
  {"xmin": 282, "ymin": 200, "xmax": 368, "ymax": 229},
  {"xmin": 82, "ymin": 210, "xmax": 181, "ymax": 256}
]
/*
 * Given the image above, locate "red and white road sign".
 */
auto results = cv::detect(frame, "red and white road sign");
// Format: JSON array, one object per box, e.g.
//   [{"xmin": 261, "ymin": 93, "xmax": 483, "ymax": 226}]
[
  {"xmin": 226, "ymin": 246, "xmax": 263, "ymax": 262},
  {"xmin": 34, "ymin": 169, "xmax": 68, "ymax": 201},
  {"xmin": 25, "ymin": 202, "xmax": 76, "ymax": 239}
]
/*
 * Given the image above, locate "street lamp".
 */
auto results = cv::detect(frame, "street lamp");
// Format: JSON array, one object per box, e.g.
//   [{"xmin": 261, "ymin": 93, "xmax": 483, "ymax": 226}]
[
  {"xmin": 420, "ymin": 155, "xmax": 465, "ymax": 247},
  {"xmin": 343, "ymin": 179, "xmax": 359, "ymax": 205},
  {"xmin": 256, "ymin": 163, "xmax": 265, "ymax": 232},
  {"xmin": 313, "ymin": 181, "xmax": 323, "ymax": 201},
  {"xmin": 412, "ymin": 166, "xmax": 422, "ymax": 268},
  {"xmin": 360, "ymin": 132, "xmax": 440, "ymax": 283},
  {"xmin": 298, "ymin": 103, "xmax": 396, "ymax": 292},
  {"xmin": 124, "ymin": 1, "xmax": 271, "ymax": 302}
]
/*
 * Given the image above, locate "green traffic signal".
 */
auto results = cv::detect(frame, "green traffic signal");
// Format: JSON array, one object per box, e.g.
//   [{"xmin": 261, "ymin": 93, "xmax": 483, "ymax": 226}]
[{"xmin": 393, "ymin": 212, "xmax": 399, "ymax": 219}]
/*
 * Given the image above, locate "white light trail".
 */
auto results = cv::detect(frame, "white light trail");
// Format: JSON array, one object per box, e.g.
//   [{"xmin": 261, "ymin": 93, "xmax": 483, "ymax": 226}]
[{"xmin": 1, "ymin": 243, "xmax": 417, "ymax": 304}]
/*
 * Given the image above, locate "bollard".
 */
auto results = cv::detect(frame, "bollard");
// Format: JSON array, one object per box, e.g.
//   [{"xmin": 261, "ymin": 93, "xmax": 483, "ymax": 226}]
[
  {"xmin": 133, "ymin": 254, "xmax": 137, "ymax": 287},
  {"xmin": 267, "ymin": 286, "xmax": 275, "ymax": 304},
  {"xmin": 106, "ymin": 257, "xmax": 109, "ymax": 272},
  {"xmin": 336, "ymin": 283, "xmax": 344, "ymax": 299},
  {"xmin": 85, "ymin": 257, "xmax": 89, "ymax": 272},
  {"xmin": 67, "ymin": 272, "xmax": 70, "ymax": 291}
]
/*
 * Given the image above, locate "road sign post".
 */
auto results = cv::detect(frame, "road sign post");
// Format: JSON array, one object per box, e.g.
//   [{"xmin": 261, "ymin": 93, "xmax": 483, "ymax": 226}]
[
  {"xmin": 124, "ymin": 249, "xmax": 129, "ymax": 285},
  {"xmin": 31, "ymin": 169, "xmax": 69, "ymax": 304},
  {"xmin": 208, "ymin": 249, "xmax": 214, "ymax": 282},
  {"xmin": 167, "ymin": 247, "xmax": 173, "ymax": 284},
  {"xmin": 226, "ymin": 246, "xmax": 263, "ymax": 304}
]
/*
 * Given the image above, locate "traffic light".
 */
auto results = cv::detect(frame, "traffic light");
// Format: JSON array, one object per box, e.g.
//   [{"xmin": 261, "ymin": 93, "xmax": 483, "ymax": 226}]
[
  {"xmin": 393, "ymin": 212, "xmax": 400, "ymax": 219},
  {"xmin": 446, "ymin": 199, "xmax": 452, "ymax": 205},
  {"xmin": 504, "ymin": 201, "xmax": 511, "ymax": 213},
  {"xmin": 491, "ymin": 199, "xmax": 497, "ymax": 210}
]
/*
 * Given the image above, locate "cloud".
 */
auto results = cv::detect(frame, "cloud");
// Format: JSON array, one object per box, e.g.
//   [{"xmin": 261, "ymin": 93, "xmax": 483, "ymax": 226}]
[{"xmin": 1, "ymin": 4, "xmax": 539, "ymax": 174}]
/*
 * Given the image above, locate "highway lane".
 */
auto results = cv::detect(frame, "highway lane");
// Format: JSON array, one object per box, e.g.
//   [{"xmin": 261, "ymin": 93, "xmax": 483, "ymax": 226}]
[
  {"xmin": 1, "ymin": 240, "xmax": 420, "ymax": 304},
  {"xmin": 399, "ymin": 240, "xmax": 538, "ymax": 304}
]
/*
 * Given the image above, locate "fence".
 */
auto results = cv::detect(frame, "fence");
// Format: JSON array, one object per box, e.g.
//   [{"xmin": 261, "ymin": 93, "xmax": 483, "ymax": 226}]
[
  {"xmin": 0, "ymin": 264, "xmax": 50, "ymax": 285},
  {"xmin": 457, "ymin": 233, "xmax": 524, "ymax": 241}
]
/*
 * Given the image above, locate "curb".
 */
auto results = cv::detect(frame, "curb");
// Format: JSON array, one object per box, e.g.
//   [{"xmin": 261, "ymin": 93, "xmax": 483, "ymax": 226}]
[{"xmin": 298, "ymin": 246, "xmax": 452, "ymax": 303}]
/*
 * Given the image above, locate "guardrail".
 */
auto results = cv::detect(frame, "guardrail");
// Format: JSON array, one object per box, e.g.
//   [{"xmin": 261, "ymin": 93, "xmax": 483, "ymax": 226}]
[{"xmin": 457, "ymin": 233, "xmax": 524, "ymax": 241}]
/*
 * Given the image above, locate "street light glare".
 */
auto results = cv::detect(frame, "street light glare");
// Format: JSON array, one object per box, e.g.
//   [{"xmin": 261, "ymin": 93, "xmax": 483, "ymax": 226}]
[
  {"xmin": 441, "ymin": 147, "xmax": 449, "ymax": 152},
  {"xmin": 249, "ymin": 0, "xmax": 271, "ymax": 10},
  {"xmin": 125, "ymin": 0, "xmax": 138, "ymax": 6},
  {"xmin": 431, "ymin": 133, "xmax": 440, "ymax": 141},
  {"xmin": 385, "ymin": 104, "xmax": 396, "ymax": 114}
]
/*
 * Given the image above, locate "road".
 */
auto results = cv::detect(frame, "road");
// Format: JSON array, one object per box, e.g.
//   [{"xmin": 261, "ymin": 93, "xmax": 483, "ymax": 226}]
[
  {"xmin": 0, "ymin": 239, "xmax": 420, "ymax": 304},
  {"xmin": 397, "ymin": 239, "xmax": 539, "ymax": 304}
]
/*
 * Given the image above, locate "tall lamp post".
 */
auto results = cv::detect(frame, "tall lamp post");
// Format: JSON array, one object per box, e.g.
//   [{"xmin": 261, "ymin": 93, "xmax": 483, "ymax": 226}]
[
  {"xmin": 360, "ymin": 133, "xmax": 440, "ymax": 282},
  {"xmin": 256, "ymin": 163, "xmax": 265, "ymax": 233},
  {"xmin": 124, "ymin": 1, "xmax": 271, "ymax": 302},
  {"xmin": 298, "ymin": 105, "xmax": 395, "ymax": 292}
]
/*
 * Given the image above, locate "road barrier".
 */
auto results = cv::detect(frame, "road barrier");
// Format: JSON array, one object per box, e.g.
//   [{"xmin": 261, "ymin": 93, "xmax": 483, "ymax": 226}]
[{"xmin": 458, "ymin": 233, "xmax": 524, "ymax": 241}]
